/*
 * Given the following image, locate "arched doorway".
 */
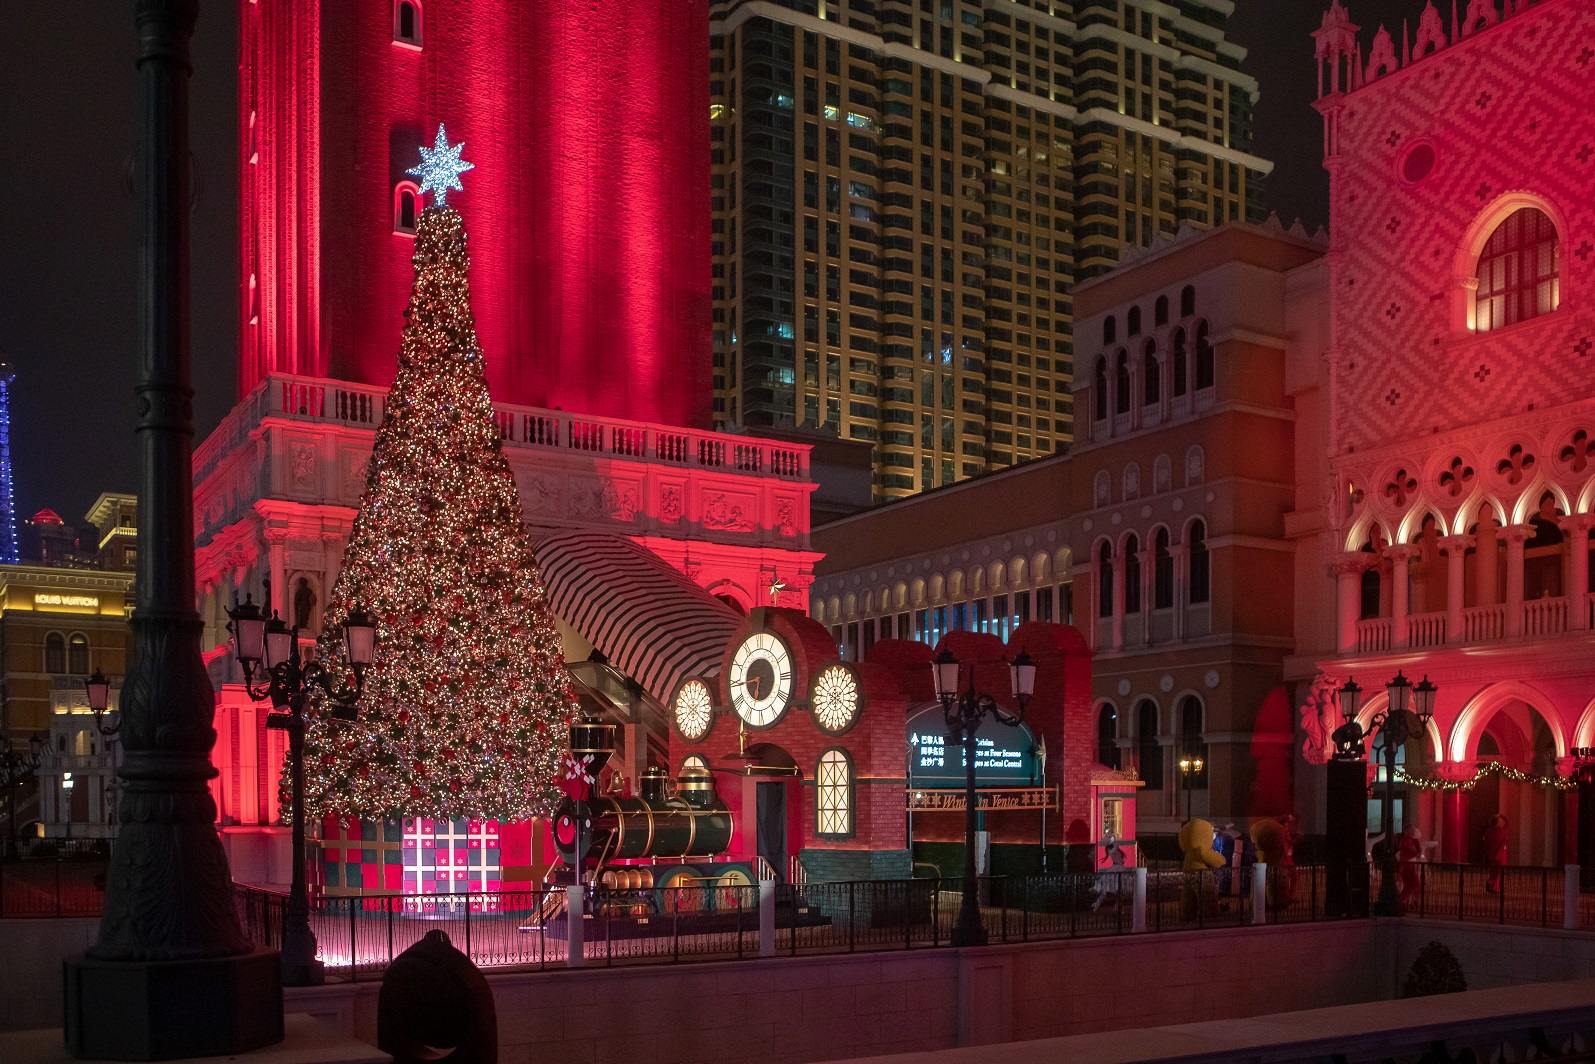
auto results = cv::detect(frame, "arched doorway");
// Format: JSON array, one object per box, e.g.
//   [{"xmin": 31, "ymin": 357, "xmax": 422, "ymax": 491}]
[
  {"xmin": 743, "ymin": 743, "xmax": 799, "ymax": 879},
  {"xmin": 1462, "ymin": 699, "xmax": 1562, "ymax": 866}
]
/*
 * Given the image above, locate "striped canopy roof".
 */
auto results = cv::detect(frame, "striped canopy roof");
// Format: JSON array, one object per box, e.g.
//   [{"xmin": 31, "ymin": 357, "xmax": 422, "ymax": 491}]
[{"xmin": 535, "ymin": 532, "xmax": 742, "ymax": 705}]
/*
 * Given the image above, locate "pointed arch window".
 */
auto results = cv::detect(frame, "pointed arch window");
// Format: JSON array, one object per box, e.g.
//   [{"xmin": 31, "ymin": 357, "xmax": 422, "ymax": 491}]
[{"xmin": 1475, "ymin": 207, "xmax": 1559, "ymax": 332}]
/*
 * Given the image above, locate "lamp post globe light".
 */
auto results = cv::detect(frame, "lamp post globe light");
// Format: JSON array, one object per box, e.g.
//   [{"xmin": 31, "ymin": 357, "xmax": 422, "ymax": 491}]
[
  {"xmin": 932, "ymin": 647, "xmax": 1036, "ymax": 947},
  {"xmin": 1335, "ymin": 671, "xmax": 1437, "ymax": 917},
  {"xmin": 226, "ymin": 593, "xmax": 376, "ymax": 986},
  {"xmin": 0, "ymin": 732, "xmax": 43, "ymax": 859}
]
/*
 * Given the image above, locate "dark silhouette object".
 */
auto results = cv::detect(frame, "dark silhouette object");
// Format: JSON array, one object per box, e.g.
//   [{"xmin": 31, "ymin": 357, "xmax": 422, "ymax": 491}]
[
  {"xmin": 1402, "ymin": 941, "xmax": 1468, "ymax": 998},
  {"xmin": 379, "ymin": 930, "xmax": 497, "ymax": 1064},
  {"xmin": 1483, "ymin": 814, "xmax": 1510, "ymax": 893}
]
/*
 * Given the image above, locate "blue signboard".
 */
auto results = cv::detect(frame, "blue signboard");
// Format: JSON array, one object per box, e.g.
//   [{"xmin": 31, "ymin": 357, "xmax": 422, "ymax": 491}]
[{"xmin": 907, "ymin": 707, "xmax": 1039, "ymax": 788}]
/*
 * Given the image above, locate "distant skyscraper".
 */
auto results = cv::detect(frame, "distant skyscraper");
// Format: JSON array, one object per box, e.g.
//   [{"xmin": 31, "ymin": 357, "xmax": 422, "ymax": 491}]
[
  {"xmin": 709, "ymin": 0, "xmax": 1271, "ymax": 500},
  {"xmin": 0, "ymin": 364, "xmax": 17, "ymax": 566}
]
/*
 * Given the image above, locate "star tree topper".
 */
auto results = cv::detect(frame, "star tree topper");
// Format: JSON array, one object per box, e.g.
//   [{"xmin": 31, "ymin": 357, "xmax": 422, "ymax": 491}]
[{"xmin": 407, "ymin": 123, "xmax": 475, "ymax": 206}]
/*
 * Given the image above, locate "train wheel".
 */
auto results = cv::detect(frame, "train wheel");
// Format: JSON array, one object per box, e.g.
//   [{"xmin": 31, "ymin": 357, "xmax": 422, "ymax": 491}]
[
  {"xmin": 656, "ymin": 867, "xmax": 701, "ymax": 912},
  {"xmin": 715, "ymin": 869, "xmax": 754, "ymax": 911}
]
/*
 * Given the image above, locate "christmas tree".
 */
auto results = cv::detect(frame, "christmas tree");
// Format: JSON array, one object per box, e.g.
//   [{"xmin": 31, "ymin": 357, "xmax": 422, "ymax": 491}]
[{"xmin": 302, "ymin": 129, "xmax": 574, "ymax": 822}]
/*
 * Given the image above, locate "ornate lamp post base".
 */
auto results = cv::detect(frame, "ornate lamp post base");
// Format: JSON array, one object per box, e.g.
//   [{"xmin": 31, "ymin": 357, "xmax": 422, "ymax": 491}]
[
  {"xmin": 65, "ymin": 952, "xmax": 284, "ymax": 1061},
  {"xmin": 950, "ymin": 926, "xmax": 989, "ymax": 947}
]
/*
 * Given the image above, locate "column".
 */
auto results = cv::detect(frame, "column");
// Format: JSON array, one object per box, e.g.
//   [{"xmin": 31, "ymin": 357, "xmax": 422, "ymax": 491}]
[
  {"xmin": 1503, "ymin": 524, "xmax": 1534, "ymax": 637},
  {"xmin": 1172, "ymin": 545, "xmax": 1189, "ymax": 642},
  {"xmin": 1439, "ymin": 535, "xmax": 1472, "ymax": 644},
  {"xmin": 1439, "ymin": 762, "xmax": 1475, "ymax": 863},
  {"xmin": 1559, "ymin": 515, "xmax": 1594, "ymax": 631},
  {"xmin": 1110, "ymin": 554, "xmax": 1126, "ymax": 651},
  {"xmin": 1139, "ymin": 545, "xmax": 1155, "ymax": 646},
  {"xmin": 1333, "ymin": 553, "xmax": 1367, "ymax": 654},
  {"xmin": 265, "ymin": 527, "xmax": 289, "ymax": 619},
  {"xmin": 1387, "ymin": 545, "xmax": 1416, "ymax": 648}
]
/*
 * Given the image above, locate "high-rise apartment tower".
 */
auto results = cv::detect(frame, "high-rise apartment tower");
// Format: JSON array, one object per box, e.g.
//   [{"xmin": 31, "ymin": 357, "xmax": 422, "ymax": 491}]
[{"xmin": 710, "ymin": 0, "xmax": 1270, "ymax": 499}]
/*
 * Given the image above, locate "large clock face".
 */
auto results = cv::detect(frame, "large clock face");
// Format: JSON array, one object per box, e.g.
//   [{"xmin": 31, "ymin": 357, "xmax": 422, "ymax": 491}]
[
  {"xmin": 729, "ymin": 632, "xmax": 795, "ymax": 728},
  {"xmin": 811, "ymin": 664, "xmax": 861, "ymax": 735},
  {"xmin": 673, "ymin": 679, "xmax": 714, "ymax": 742}
]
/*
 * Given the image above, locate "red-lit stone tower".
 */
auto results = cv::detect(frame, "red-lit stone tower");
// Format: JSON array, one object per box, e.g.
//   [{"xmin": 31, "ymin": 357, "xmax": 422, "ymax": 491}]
[{"xmin": 238, "ymin": 0, "xmax": 712, "ymax": 427}]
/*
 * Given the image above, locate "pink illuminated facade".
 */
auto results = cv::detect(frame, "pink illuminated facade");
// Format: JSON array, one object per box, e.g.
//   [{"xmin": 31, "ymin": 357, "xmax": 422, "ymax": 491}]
[
  {"xmin": 239, "ymin": 0, "xmax": 711, "ymax": 426},
  {"xmin": 1291, "ymin": 0, "xmax": 1595, "ymax": 866}
]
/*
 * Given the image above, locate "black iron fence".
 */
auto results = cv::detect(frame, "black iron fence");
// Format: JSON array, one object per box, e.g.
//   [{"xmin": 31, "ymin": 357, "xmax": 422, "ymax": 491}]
[{"xmin": 0, "ymin": 857, "xmax": 109, "ymax": 917}]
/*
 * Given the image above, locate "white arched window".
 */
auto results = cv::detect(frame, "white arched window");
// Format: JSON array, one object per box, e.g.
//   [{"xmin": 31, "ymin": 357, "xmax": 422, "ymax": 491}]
[
  {"xmin": 816, "ymin": 749, "xmax": 854, "ymax": 838},
  {"xmin": 1475, "ymin": 207, "xmax": 1559, "ymax": 332}
]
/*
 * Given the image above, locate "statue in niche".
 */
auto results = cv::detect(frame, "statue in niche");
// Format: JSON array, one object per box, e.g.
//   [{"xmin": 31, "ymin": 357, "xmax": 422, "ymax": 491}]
[{"xmin": 293, "ymin": 577, "xmax": 317, "ymax": 632}]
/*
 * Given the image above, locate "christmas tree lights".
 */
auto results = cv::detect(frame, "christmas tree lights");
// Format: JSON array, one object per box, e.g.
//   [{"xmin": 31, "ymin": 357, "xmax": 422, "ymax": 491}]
[{"xmin": 300, "ymin": 200, "xmax": 574, "ymax": 823}]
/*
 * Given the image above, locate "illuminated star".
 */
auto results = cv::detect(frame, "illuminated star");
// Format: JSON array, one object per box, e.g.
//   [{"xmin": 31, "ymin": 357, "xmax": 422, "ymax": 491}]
[
  {"xmin": 768, "ymin": 574, "xmax": 787, "ymax": 603},
  {"xmin": 407, "ymin": 124, "xmax": 475, "ymax": 206}
]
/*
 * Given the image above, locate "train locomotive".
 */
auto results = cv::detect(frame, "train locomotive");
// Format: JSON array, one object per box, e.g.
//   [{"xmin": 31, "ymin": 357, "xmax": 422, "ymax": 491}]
[{"xmin": 552, "ymin": 765, "xmax": 751, "ymax": 909}]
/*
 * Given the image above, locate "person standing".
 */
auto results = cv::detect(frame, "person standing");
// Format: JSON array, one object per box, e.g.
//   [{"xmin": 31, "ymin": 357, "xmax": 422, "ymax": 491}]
[{"xmin": 1483, "ymin": 814, "xmax": 1510, "ymax": 894}]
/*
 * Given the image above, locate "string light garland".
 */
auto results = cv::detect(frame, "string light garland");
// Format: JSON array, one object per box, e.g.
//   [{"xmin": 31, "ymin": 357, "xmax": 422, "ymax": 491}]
[
  {"xmin": 1396, "ymin": 762, "xmax": 1576, "ymax": 792},
  {"xmin": 296, "ymin": 199, "xmax": 575, "ymax": 823}
]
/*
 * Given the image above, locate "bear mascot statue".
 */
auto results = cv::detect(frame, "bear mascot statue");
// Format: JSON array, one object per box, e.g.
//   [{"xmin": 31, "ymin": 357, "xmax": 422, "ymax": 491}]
[
  {"xmin": 1177, "ymin": 818, "xmax": 1227, "ymax": 920},
  {"xmin": 1250, "ymin": 818, "xmax": 1290, "ymax": 909}
]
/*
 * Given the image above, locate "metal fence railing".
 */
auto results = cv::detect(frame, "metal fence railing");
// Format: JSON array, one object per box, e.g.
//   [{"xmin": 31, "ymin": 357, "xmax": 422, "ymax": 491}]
[{"xmin": 0, "ymin": 858, "xmax": 109, "ymax": 917}]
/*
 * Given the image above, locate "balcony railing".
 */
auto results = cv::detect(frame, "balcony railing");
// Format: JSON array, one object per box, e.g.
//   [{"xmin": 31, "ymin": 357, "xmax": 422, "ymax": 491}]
[
  {"xmin": 1355, "ymin": 596, "xmax": 1595, "ymax": 654},
  {"xmin": 196, "ymin": 373, "xmax": 811, "ymax": 484}
]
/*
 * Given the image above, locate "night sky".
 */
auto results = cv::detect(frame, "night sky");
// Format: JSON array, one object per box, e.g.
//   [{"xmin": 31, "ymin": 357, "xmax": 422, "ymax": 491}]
[{"xmin": 0, "ymin": 0, "xmax": 1437, "ymax": 527}]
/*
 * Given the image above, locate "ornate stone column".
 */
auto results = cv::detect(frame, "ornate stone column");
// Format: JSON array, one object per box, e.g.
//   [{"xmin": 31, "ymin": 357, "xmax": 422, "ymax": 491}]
[
  {"xmin": 1332, "ymin": 552, "xmax": 1368, "ymax": 654},
  {"xmin": 1438, "ymin": 534, "xmax": 1473, "ymax": 644},
  {"xmin": 1558, "ymin": 515, "xmax": 1595, "ymax": 631},
  {"xmin": 1502, "ymin": 524, "xmax": 1534, "ymax": 637},
  {"xmin": 1386, "ymin": 545, "xmax": 1417, "ymax": 649},
  {"xmin": 63, "ymin": 2, "xmax": 283, "ymax": 1056}
]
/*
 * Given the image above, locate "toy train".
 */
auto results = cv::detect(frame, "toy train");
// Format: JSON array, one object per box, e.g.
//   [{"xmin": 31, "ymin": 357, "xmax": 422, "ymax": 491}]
[{"xmin": 551, "ymin": 765, "xmax": 744, "ymax": 898}]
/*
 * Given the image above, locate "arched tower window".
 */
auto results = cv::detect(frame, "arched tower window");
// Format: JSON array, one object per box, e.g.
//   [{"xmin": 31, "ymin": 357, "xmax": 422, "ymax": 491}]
[
  {"xmin": 1180, "ymin": 285, "xmax": 1196, "ymax": 318},
  {"xmin": 1103, "ymin": 316, "xmax": 1117, "ymax": 345},
  {"xmin": 44, "ymin": 632, "xmax": 66, "ymax": 674},
  {"xmin": 1194, "ymin": 321, "xmax": 1214, "ymax": 390},
  {"xmin": 1179, "ymin": 696, "xmax": 1208, "ymax": 787},
  {"xmin": 816, "ymin": 749, "xmax": 854, "ymax": 837},
  {"xmin": 1188, "ymin": 521, "xmax": 1210, "ymax": 604},
  {"xmin": 1097, "ymin": 705, "xmax": 1119, "ymax": 768},
  {"xmin": 394, "ymin": 182, "xmax": 420, "ymax": 235},
  {"xmin": 1114, "ymin": 351, "xmax": 1130, "ymax": 415},
  {"xmin": 1098, "ymin": 542, "xmax": 1114, "ymax": 618},
  {"xmin": 1124, "ymin": 534, "xmax": 1142, "ymax": 613},
  {"xmin": 1143, "ymin": 339, "xmax": 1160, "ymax": 406},
  {"xmin": 1172, "ymin": 328, "xmax": 1188, "ymax": 397},
  {"xmin": 1154, "ymin": 529, "xmax": 1173, "ymax": 609},
  {"xmin": 1127, "ymin": 305, "xmax": 1142, "ymax": 336},
  {"xmin": 1475, "ymin": 207, "xmax": 1559, "ymax": 332},
  {"xmin": 1154, "ymin": 295, "xmax": 1169, "ymax": 327},
  {"xmin": 1136, "ymin": 701, "xmax": 1163, "ymax": 790},
  {"xmin": 1094, "ymin": 357, "xmax": 1108, "ymax": 421},
  {"xmin": 394, "ymin": 0, "xmax": 423, "ymax": 46},
  {"xmin": 68, "ymin": 633, "xmax": 89, "ymax": 675}
]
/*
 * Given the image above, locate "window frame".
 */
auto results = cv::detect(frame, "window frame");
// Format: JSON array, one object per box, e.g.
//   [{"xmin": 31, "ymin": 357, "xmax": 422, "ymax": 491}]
[
  {"xmin": 393, "ymin": 181, "xmax": 421, "ymax": 237},
  {"xmin": 393, "ymin": 0, "xmax": 423, "ymax": 48},
  {"xmin": 815, "ymin": 747, "xmax": 856, "ymax": 840},
  {"xmin": 1473, "ymin": 206, "xmax": 1559, "ymax": 333}
]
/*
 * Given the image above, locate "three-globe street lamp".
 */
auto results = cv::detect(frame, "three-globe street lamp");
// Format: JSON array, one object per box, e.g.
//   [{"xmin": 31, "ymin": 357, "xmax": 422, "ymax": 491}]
[
  {"xmin": 1336, "ymin": 671, "xmax": 1437, "ymax": 917},
  {"xmin": 932, "ymin": 647, "xmax": 1037, "ymax": 947},
  {"xmin": 226, "ymin": 594, "xmax": 376, "ymax": 986},
  {"xmin": 1178, "ymin": 754, "xmax": 1205, "ymax": 821},
  {"xmin": 0, "ymin": 732, "xmax": 44, "ymax": 859}
]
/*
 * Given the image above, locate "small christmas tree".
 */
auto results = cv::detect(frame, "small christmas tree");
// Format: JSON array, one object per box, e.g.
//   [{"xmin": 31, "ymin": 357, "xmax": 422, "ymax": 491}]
[{"xmin": 302, "ymin": 133, "xmax": 573, "ymax": 822}]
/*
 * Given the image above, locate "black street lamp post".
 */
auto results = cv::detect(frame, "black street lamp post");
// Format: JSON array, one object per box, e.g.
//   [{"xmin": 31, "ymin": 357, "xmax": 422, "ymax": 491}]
[
  {"xmin": 226, "ymin": 595, "xmax": 375, "ymax": 986},
  {"xmin": 1, "ymin": 733, "xmax": 44, "ymax": 858},
  {"xmin": 1177, "ymin": 754, "xmax": 1204, "ymax": 821},
  {"xmin": 932, "ymin": 647, "xmax": 1036, "ymax": 947},
  {"xmin": 1335, "ymin": 671, "xmax": 1437, "ymax": 917}
]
